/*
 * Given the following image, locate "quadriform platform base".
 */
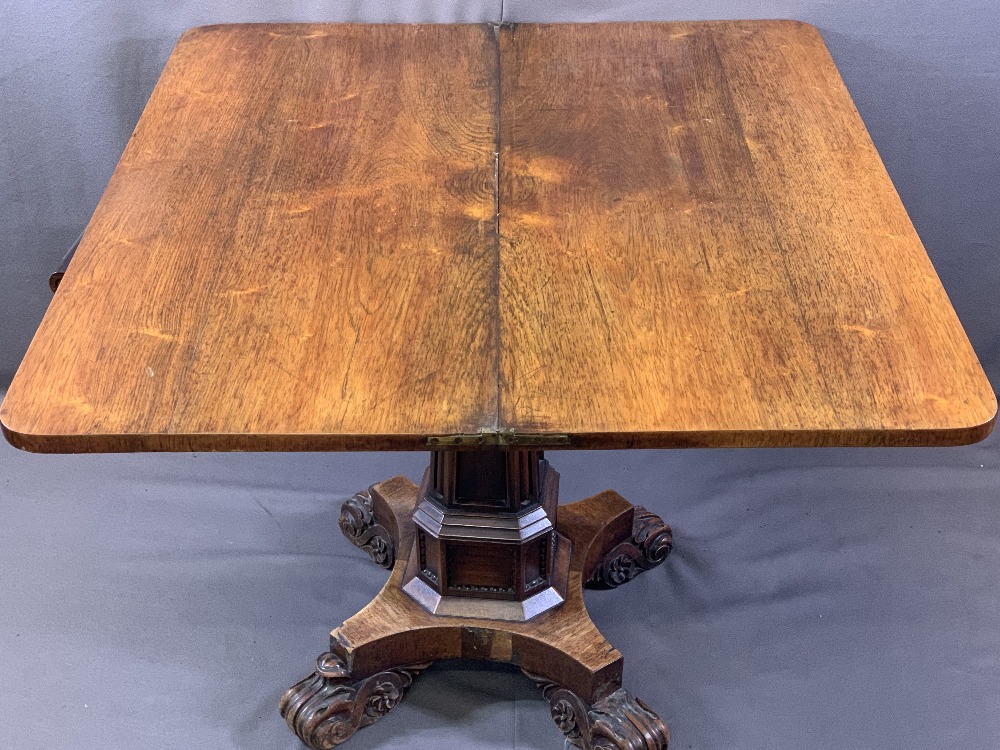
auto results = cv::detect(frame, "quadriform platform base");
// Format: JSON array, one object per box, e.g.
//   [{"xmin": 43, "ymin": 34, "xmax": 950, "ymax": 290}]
[{"xmin": 281, "ymin": 453, "xmax": 673, "ymax": 750}]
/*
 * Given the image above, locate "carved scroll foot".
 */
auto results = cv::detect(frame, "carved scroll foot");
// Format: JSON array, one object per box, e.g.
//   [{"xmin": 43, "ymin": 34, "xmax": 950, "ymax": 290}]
[
  {"xmin": 527, "ymin": 673, "xmax": 669, "ymax": 750},
  {"xmin": 279, "ymin": 651, "xmax": 429, "ymax": 750},
  {"xmin": 339, "ymin": 490, "xmax": 395, "ymax": 569},
  {"xmin": 587, "ymin": 506, "xmax": 672, "ymax": 590}
]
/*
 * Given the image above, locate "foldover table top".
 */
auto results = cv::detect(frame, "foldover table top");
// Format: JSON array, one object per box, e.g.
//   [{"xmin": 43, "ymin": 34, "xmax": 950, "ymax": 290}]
[{"xmin": 2, "ymin": 21, "xmax": 995, "ymax": 453}]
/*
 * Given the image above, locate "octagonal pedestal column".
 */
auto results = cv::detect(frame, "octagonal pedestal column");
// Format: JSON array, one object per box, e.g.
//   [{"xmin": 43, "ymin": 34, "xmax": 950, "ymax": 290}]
[{"xmin": 402, "ymin": 448, "xmax": 570, "ymax": 621}]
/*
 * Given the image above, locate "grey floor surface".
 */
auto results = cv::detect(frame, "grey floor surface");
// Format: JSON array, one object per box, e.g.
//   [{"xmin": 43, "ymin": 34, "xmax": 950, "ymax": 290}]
[{"xmin": 2, "ymin": 405, "xmax": 999, "ymax": 749}]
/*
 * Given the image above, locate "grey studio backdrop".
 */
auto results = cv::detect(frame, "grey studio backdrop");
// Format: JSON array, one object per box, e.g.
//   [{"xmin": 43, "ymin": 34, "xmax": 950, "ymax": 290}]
[{"xmin": 1, "ymin": 1, "xmax": 998, "ymax": 749}]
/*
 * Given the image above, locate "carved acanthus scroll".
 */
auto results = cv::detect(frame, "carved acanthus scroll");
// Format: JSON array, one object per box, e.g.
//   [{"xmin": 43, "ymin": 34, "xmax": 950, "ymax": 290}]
[
  {"xmin": 588, "ymin": 506, "xmax": 673, "ymax": 589},
  {"xmin": 339, "ymin": 490, "xmax": 395, "ymax": 569},
  {"xmin": 280, "ymin": 652, "xmax": 429, "ymax": 750},
  {"xmin": 525, "ymin": 672, "xmax": 670, "ymax": 749}
]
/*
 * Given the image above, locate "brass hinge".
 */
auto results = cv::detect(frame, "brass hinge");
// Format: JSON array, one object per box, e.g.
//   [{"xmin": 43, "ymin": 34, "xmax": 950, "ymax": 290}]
[{"xmin": 427, "ymin": 430, "xmax": 570, "ymax": 448}]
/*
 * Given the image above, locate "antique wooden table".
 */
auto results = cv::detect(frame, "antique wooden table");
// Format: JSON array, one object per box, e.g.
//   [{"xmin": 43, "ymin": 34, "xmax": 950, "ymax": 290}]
[{"xmin": 2, "ymin": 21, "xmax": 995, "ymax": 750}]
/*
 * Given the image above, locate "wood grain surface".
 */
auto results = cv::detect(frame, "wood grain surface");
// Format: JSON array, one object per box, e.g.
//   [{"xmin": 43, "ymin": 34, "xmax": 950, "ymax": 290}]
[
  {"xmin": 2, "ymin": 24, "xmax": 501, "ymax": 452},
  {"xmin": 498, "ymin": 21, "xmax": 994, "ymax": 448},
  {"xmin": 2, "ymin": 21, "xmax": 994, "ymax": 452}
]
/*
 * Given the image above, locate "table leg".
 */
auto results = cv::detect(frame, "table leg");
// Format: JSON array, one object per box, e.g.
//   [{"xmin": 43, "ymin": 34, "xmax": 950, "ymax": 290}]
[
  {"xmin": 338, "ymin": 489, "xmax": 398, "ymax": 570},
  {"xmin": 583, "ymin": 506, "xmax": 673, "ymax": 590},
  {"xmin": 281, "ymin": 453, "xmax": 672, "ymax": 749}
]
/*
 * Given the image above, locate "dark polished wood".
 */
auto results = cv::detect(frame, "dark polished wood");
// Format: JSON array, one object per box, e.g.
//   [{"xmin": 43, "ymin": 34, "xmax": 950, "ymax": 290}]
[
  {"xmin": 339, "ymin": 490, "xmax": 396, "ymax": 570},
  {"xmin": 280, "ymin": 651, "xmax": 429, "ymax": 750},
  {"xmin": 2, "ymin": 21, "xmax": 994, "ymax": 452},
  {"xmin": 586, "ymin": 506, "xmax": 674, "ymax": 590},
  {"xmin": 525, "ymin": 675, "xmax": 670, "ymax": 750},
  {"xmin": 404, "ymin": 448, "xmax": 564, "ymax": 620},
  {"xmin": 283, "ymin": 471, "xmax": 672, "ymax": 749}
]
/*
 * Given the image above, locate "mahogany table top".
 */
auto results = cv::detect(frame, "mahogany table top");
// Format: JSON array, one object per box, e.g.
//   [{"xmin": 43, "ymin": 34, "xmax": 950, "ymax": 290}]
[{"xmin": 2, "ymin": 21, "xmax": 994, "ymax": 452}]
